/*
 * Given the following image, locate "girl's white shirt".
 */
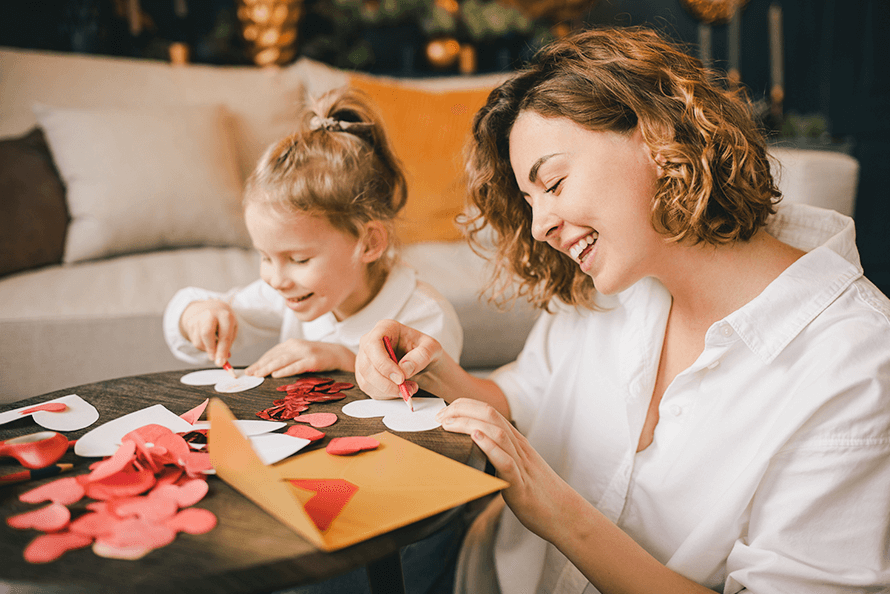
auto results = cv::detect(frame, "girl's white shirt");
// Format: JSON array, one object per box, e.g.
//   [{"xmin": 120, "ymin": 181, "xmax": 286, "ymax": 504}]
[
  {"xmin": 484, "ymin": 203, "xmax": 890, "ymax": 594},
  {"xmin": 163, "ymin": 260, "xmax": 463, "ymax": 364}
]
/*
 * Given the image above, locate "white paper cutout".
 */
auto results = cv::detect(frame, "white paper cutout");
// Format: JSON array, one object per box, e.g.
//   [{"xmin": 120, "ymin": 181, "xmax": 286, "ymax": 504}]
[
  {"xmin": 180, "ymin": 368, "xmax": 264, "ymax": 393},
  {"xmin": 341, "ymin": 398, "xmax": 446, "ymax": 432},
  {"xmin": 248, "ymin": 433, "xmax": 311, "ymax": 465},
  {"xmin": 191, "ymin": 420, "xmax": 285, "ymax": 435},
  {"xmin": 75, "ymin": 404, "xmax": 300, "ymax": 464},
  {"xmin": 0, "ymin": 394, "xmax": 99, "ymax": 432},
  {"xmin": 74, "ymin": 405, "xmax": 194, "ymax": 458}
]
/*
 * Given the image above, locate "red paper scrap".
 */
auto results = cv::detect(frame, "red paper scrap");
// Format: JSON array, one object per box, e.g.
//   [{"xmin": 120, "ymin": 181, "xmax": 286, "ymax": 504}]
[
  {"xmin": 179, "ymin": 398, "xmax": 209, "ymax": 425},
  {"xmin": 290, "ymin": 479, "xmax": 359, "ymax": 531},
  {"xmin": 293, "ymin": 413, "xmax": 338, "ymax": 428},
  {"xmin": 21, "ymin": 402, "xmax": 69, "ymax": 415},
  {"xmin": 325, "ymin": 436, "xmax": 380, "ymax": 456},
  {"xmin": 285, "ymin": 424, "xmax": 325, "ymax": 442}
]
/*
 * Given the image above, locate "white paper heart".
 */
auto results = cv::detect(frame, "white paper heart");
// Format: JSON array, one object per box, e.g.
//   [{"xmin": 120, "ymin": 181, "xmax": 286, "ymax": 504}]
[
  {"xmin": 213, "ymin": 376, "xmax": 264, "ymax": 393},
  {"xmin": 0, "ymin": 394, "xmax": 99, "ymax": 432},
  {"xmin": 180, "ymin": 369, "xmax": 264, "ymax": 393},
  {"xmin": 341, "ymin": 398, "xmax": 446, "ymax": 432}
]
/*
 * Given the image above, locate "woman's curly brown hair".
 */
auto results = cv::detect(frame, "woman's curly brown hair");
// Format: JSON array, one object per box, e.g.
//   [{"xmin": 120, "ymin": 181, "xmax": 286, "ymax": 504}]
[{"xmin": 463, "ymin": 26, "xmax": 781, "ymax": 311}]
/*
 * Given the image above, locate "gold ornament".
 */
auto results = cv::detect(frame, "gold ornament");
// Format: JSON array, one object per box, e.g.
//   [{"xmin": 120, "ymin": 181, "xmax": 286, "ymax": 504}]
[
  {"xmin": 680, "ymin": 0, "xmax": 748, "ymax": 24},
  {"xmin": 425, "ymin": 37, "xmax": 461, "ymax": 70},
  {"xmin": 237, "ymin": 0, "xmax": 303, "ymax": 66},
  {"xmin": 503, "ymin": 0, "xmax": 598, "ymax": 22}
]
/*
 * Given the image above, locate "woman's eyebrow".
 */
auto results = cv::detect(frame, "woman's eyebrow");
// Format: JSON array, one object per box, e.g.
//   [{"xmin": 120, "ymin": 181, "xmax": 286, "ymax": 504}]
[{"xmin": 528, "ymin": 153, "xmax": 561, "ymax": 183}]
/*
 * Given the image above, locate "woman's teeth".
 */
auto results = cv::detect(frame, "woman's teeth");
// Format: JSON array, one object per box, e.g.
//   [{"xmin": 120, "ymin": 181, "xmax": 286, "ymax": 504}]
[{"xmin": 569, "ymin": 232, "xmax": 598, "ymax": 261}]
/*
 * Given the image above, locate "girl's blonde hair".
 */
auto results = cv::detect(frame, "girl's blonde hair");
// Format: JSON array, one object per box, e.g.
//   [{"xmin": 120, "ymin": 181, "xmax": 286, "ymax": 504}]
[
  {"xmin": 245, "ymin": 86, "xmax": 407, "ymax": 275},
  {"xmin": 464, "ymin": 26, "xmax": 781, "ymax": 311}
]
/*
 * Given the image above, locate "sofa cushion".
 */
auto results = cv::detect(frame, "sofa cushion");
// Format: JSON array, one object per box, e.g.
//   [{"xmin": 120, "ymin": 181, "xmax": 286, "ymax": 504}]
[
  {"xmin": 0, "ymin": 128, "xmax": 69, "ymax": 277},
  {"xmin": 0, "ymin": 48, "xmax": 307, "ymax": 181},
  {"xmin": 34, "ymin": 103, "xmax": 251, "ymax": 263},
  {"xmin": 349, "ymin": 74, "xmax": 495, "ymax": 244}
]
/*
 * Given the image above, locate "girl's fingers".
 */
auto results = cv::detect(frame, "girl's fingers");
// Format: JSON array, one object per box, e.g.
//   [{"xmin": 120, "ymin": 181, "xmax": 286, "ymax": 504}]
[{"xmin": 214, "ymin": 315, "xmax": 237, "ymax": 366}]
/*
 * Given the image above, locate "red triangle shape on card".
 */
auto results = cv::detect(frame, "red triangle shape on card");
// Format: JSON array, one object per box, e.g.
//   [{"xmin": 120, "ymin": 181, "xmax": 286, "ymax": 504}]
[{"xmin": 289, "ymin": 479, "xmax": 358, "ymax": 532}]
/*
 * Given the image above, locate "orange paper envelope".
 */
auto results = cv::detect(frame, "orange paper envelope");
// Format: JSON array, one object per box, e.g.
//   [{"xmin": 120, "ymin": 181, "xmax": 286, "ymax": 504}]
[{"xmin": 208, "ymin": 398, "xmax": 507, "ymax": 551}]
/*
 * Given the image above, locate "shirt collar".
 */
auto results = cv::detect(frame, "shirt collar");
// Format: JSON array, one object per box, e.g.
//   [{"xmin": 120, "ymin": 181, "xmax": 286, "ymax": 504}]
[
  {"xmin": 301, "ymin": 262, "xmax": 418, "ymax": 343},
  {"xmin": 725, "ymin": 204, "xmax": 863, "ymax": 363}
]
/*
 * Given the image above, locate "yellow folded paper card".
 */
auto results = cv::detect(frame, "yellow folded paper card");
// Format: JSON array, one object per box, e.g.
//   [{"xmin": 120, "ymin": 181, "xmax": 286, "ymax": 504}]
[{"xmin": 208, "ymin": 398, "xmax": 507, "ymax": 551}]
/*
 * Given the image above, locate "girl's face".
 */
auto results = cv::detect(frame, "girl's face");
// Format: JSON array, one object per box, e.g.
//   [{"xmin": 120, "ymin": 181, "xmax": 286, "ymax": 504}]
[
  {"xmin": 245, "ymin": 203, "xmax": 383, "ymax": 322},
  {"xmin": 508, "ymin": 111, "xmax": 664, "ymax": 296}
]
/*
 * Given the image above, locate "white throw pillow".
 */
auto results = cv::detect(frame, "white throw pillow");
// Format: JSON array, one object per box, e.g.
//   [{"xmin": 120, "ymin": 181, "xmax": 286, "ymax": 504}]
[{"xmin": 33, "ymin": 103, "xmax": 251, "ymax": 263}]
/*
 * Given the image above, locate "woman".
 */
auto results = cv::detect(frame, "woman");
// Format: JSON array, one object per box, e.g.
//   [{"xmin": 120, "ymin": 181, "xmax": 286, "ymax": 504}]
[{"xmin": 356, "ymin": 26, "xmax": 890, "ymax": 594}]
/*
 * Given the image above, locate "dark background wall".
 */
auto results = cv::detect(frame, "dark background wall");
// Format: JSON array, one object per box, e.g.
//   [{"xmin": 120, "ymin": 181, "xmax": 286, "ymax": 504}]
[{"xmin": 1, "ymin": 0, "xmax": 887, "ymax": 295}]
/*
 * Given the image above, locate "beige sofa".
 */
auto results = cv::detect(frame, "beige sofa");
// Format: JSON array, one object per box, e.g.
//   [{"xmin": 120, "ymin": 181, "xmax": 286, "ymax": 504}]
[
  {"xmin": 0, "ymin": 48, "xmax": 542, "ymax": 404},
  {"xmin": 0, "ymin": 47, "xmax": 859, "ymax": 405}
]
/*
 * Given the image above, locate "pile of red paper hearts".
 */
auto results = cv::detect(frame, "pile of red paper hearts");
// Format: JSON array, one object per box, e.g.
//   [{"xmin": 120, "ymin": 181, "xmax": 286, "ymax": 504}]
[
  {"xmin": 7, "ymin": 423, "xmax": 216, "ymax": 563},
  {"xmin": 256, "ymin": 377, "xmax": 354, "ymax": 421}
]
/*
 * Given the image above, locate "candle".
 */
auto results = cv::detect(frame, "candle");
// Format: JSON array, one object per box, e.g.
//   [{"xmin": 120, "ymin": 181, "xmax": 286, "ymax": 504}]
[
  {"xmin": 698, "ymin": 22, "xmax": 712, "ymax": 70},
  {"xmin": 768, "ymin": 3, "xmax": 784, "ymax": 92},
  {"xmin": 728, "ymin": 3, "xmax": 741, "ymax": 74}
]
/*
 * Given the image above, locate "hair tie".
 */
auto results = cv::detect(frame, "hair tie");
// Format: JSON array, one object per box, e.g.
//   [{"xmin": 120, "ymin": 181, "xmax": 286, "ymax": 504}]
[{"xmin": 308, "ymin": 115, "xmax": 371, "ymax": 134}]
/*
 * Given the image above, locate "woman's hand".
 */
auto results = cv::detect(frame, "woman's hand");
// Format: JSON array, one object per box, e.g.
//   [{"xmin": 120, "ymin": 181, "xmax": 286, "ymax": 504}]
[
  {"xmin": 245, "ymin": 340, "xmax": 355, "ymax": 378},
  {"xmin": 355, "ymin": 319, "xmax": 444, "ymax": 400},
  {"xmin": 179, "ymin": 299, "xmax": 238, "ymax": 366},
  {"xmin": 436, "ymin": 398, "xmax": 571, "ymax": 543}
]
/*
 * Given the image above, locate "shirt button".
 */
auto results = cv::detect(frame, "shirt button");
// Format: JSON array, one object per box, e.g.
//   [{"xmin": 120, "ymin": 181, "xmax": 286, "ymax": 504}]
[
  {"xmin": 720, "ymin": 324, "xmax": 734, "ymax": 337},
  {"xmin": 669, "ymin": 404, "xmax": 682, "ymax": 416},
  {"xmin": 707, "ymin": 360, "xmax": 720, "ymax": 370}
]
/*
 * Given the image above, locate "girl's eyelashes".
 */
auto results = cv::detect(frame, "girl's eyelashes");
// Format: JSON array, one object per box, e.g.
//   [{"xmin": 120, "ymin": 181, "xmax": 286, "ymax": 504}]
[{"xmin": 290, "ymin": 256, "xmax": 309, "ymax": 264}]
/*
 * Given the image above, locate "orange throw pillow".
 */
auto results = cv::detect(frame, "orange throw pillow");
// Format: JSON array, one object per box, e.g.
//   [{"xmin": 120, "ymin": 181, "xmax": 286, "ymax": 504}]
[{"xmin": 348, "ymin": 74, "xmax": 494, "ymax": 244}]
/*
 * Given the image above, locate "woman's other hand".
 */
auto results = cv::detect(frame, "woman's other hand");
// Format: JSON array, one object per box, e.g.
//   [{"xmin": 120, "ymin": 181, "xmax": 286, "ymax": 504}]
[{"xmin": 436, "ymin": 398, "xmax": 570, "ymax": 543}]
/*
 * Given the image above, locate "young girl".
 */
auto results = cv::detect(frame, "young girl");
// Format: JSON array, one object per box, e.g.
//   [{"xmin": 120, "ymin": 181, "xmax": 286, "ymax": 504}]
[
  {"xmin": 164, "ymin": 87, "xmax": 462, "ymax": 378},
  {"xmin": 356, "ymin": 26, "xmax": 890, "ymax": 594}
]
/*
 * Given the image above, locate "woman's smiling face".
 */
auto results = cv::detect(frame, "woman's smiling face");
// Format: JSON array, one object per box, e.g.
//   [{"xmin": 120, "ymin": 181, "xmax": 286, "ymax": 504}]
[{"xmin": 508, "ymin": 110, "xmax": 664, "ymax": 296}]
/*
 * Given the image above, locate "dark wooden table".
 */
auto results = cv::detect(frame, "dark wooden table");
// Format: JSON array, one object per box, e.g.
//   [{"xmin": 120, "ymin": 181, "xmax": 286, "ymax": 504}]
[{"xmin": 0, "ymin": 370, "xmax": 486, "ymax": 594}]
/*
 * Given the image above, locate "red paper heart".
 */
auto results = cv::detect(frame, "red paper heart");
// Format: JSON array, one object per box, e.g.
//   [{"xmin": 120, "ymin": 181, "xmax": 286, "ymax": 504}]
[
  {"xmin": 284, "ymin": 425, "xmax": 325, "ymax": 442},
  {"xmin": 92, "ymin": 517, "xmax": 176, "ymax": 560},
  {"xmin": 20, "ymin": 476, "xmax": 86, "ymax": 506},
  {"xmin": 23, "ymin": 531, "xmax": 93, "ymax": 563},
  {"xmin": 164, "ymin": 507, "xmax": 217, "ymax": 535},
  {"xmin": 325, "ymin": 436, "xmax": 380, "ymax": 456},
  {"xmin": 293, "ymin": 413, "xmax": 338, "ymax": 428},
  {"xmin": 84, "ymin": 467, "xmax": 156, "ymax": 500},
  {"xmin": 7, "ymin": 503, "xmax": 71, "ymax": 532},
  {"xmin": 290, "ymin": 479, "xmax": 358, "ymax": 531},
  {"xmin": 87, "ymin": 440, "xmax": 137, "ymax": 483}
]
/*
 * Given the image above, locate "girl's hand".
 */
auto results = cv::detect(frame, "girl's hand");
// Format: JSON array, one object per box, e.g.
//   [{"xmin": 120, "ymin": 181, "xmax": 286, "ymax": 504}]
[
  {"xmin": 355, "ymin": 319, "xmax": 443, "ymax": 400},
  {"xmin": 245, "ymin": 339, "xmax": 355, "ymax": 378},
  {"xmin": 179, "ymin": 299, "xmax": 238, "ymax": 366},
  {"xmin": 436, "ymin": 398, "xmax": 572, "ymax": 543}
]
